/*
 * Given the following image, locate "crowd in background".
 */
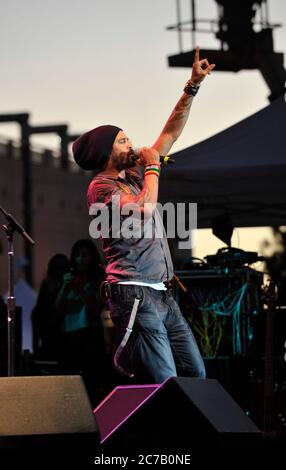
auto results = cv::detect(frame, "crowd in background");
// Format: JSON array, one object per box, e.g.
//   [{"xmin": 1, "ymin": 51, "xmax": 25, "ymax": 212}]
[{"xmin": 27, "ymin": 239, "xmax": 115, "ymax": 407}]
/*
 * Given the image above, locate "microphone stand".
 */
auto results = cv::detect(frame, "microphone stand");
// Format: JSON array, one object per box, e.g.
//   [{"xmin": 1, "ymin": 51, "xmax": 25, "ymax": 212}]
[{"xmin": 0, "ymin": 205, "xmax": 35, "ymax": 376}]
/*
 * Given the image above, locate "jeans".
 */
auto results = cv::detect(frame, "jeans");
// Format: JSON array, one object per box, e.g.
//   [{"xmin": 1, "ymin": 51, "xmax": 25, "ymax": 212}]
[{"xmin": 108, "ymin": 284, "xmax": 206, "ymax": 384}]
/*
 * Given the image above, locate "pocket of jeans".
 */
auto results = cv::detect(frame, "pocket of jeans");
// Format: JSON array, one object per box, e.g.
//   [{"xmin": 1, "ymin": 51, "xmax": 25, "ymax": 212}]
[
  {"xmin": 121, "ymin": 285, "xmax": 143, "ymax": 304},
  {"xmin": 109, "ymin": 287, "xmax": 142, "ymax": 325},
  {"xmin": 109, "ymin": 300, "xmax": 130, "ymax": 326}
]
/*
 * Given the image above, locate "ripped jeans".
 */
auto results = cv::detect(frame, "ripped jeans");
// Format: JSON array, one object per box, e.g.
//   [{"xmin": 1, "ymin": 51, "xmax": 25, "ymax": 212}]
[{"xmin": 108, "ymin": 283, "xmax": 206, "ymax": 384}]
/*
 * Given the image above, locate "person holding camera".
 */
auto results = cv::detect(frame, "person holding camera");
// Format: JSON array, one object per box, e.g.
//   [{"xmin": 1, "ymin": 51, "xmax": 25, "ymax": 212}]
[{"xmin": 55, "ymin": 238, "xmax": 110, "ymax": 405}]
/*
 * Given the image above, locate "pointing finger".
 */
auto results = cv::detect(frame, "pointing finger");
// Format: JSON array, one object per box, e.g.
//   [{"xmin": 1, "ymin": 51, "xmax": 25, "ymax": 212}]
[{"xmin": 194, "ymin": 46, "xmax": 200, "ymax": 63}]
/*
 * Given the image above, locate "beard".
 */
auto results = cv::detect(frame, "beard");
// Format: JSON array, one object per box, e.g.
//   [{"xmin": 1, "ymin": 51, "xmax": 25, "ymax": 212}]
[{"xmin": 113, "ymin": 151, "xmax": 136, "ymax": 171}]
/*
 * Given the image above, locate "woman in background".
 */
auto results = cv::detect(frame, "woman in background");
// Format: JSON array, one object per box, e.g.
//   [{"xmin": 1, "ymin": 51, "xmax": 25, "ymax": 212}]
[{"xmin": 56, "ymin": 239, "xmax": 111, "ymax": 406}]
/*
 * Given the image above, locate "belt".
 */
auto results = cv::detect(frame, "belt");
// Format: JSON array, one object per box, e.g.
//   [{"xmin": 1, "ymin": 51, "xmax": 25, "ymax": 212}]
[
  {"xmin": 104, "ymin": 282, "xmax": 121, "ymax": 298},
  {"xmin": 104, "ymin": 282, "xmax": 138, "ymax": 299},
  {"xmin": 104, "ymin": 280, "xmax": 173, "ymax": 299}
]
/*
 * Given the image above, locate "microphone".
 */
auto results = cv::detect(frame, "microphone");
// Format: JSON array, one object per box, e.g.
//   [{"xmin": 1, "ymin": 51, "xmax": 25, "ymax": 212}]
[
  {"xmin": 159, "ymin": 155, "xmax": 175, "ymax": 165},
  {"xmin": 130, "ymin": 148, "xmax": 175, "ymax": 165}
]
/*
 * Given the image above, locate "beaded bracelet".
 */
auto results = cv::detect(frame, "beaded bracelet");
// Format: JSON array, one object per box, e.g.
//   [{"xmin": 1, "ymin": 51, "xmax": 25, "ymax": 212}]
[{"xmin": 183, "ymin": 79, "xmax": 200, "ymax": 97}]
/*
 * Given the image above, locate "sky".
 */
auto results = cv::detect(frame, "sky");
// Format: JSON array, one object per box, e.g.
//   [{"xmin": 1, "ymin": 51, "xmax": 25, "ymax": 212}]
[{"xmin": 1, "ymin": 0, "xmax": 286, "ymax": 258}]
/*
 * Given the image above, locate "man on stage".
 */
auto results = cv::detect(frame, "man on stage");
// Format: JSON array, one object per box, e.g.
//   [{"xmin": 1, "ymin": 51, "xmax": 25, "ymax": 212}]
[{"xmin": 73, "ymin": 47, "xmax": 215, "ymax": 383}]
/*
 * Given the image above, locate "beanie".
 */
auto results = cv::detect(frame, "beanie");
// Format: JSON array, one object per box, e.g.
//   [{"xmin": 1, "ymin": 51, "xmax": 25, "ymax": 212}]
[{"xmin": 72, "ymin": 125, "xmax": 122, "ymax": 171}]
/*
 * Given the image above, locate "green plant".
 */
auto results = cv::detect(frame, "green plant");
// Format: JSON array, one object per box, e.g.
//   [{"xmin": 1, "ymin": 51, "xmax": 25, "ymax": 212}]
[{"xmin": 189, "ymin": 306, "xmax": 226, "ymax": 357}]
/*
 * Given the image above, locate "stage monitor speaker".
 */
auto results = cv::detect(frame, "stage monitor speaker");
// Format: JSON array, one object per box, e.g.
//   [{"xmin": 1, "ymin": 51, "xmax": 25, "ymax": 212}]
[
  {"xmin": 94, "ymin": 377, "xmax": 261, "ymax": 451},
  {"xmin": 94, "ymin": 383, "xmax": 159, "ymax": 444},
  {"xmin": 0, "ymin": 375, "xmax": 99, "ymax": 449}
]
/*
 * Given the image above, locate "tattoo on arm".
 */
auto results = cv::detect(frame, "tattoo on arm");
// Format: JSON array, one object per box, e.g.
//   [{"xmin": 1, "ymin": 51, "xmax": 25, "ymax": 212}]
[{"xmin": 170, "ymin": 95, "xmax": 192, "ymax": 122}]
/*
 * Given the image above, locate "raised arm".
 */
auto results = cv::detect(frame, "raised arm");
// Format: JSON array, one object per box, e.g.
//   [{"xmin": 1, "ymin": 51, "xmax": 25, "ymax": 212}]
[
  {"xmin": 152, "ymin": 47, "xmax": 215, "ymax": 156},
  {"xmin": 120, "ymin": 48, "xmax": 215, "ymax": 215}
]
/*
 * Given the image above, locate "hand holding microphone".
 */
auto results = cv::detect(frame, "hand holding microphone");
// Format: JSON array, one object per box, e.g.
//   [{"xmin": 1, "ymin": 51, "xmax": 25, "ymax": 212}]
[
  {"xmin": 132, "ymin": 147, "xmax": 160, "ymax": 167},
  {"xmin": 130, "ymin": 147, "xmax": 175, "ymax": 165}
]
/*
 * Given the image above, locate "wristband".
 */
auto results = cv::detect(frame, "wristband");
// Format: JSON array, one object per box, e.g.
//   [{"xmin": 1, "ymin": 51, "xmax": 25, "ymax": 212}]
[
  {"xmin": 145, "ymin": 167, "xmax": 160, "ymax": 177},
  {"xmin": 184, "ymin": 79, "xmax": 200, "ymax": 96},
  {"xmin": 145, "ymin": 162, "xmax": 160, "ymax": 168}
]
